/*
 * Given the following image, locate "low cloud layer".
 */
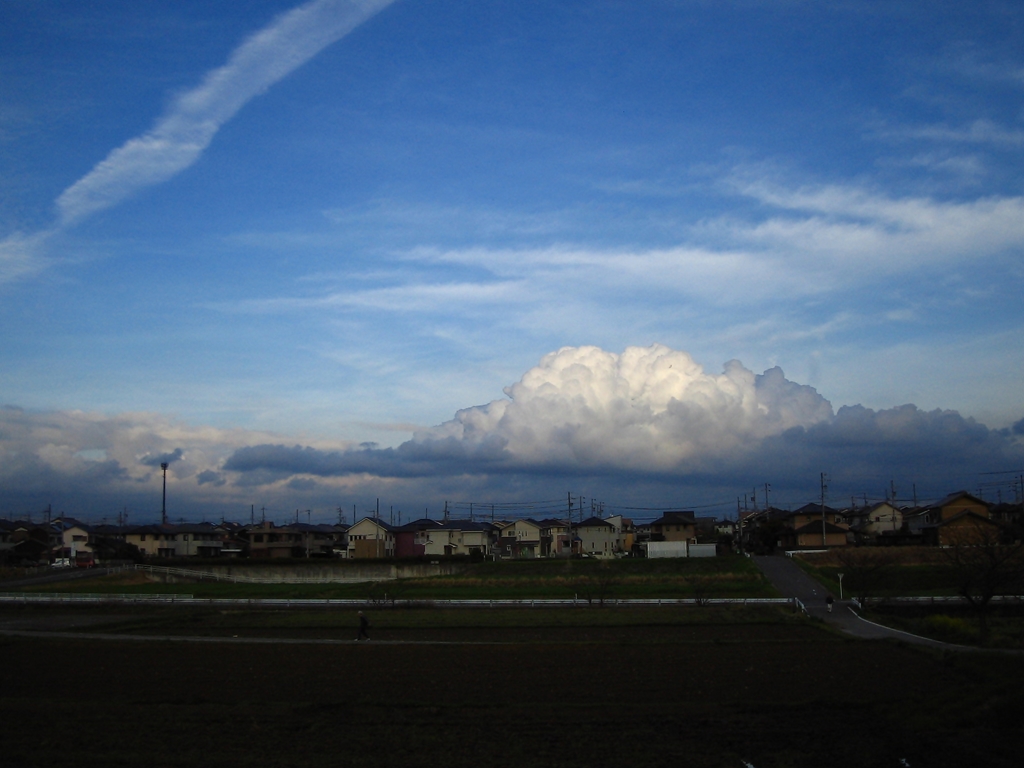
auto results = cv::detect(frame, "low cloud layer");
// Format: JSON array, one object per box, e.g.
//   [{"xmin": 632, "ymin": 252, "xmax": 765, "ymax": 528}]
[
  {"xmin": 0, "ymin": 406, "xmax": 316, "ymax": 520},
  {"xmin": 3, "ymin": 344, "xmax": 1022, "ymax": 520}
]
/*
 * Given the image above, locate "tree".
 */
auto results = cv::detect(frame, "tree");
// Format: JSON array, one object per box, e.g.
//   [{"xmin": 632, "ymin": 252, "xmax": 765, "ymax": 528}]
[
  {"xmin": 831, "ymin": 547, "xmax": 897, "ymax": 607},
  {"xmin": 939, "ymin": 518, "xmax": 1024, "ymax": 640},
  {"xmin": 685, "ymin": 574, "xmax": 713, "ymax": 606},
  {"xmin": 577, "ymin": 561, "xmax": 617, "ymax": 606}
]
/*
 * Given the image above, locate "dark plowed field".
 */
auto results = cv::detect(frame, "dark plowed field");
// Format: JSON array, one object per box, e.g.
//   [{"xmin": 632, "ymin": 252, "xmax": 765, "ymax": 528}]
[{"xmin": 2, "ymin": 608, "xmax": 1021, "ymax": 767}]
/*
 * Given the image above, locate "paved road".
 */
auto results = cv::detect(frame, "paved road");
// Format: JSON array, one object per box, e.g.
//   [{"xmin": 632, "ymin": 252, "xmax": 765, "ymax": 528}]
[{"xmin": 752, "ymin": 554, "xmax": 970, "ymax": 649}]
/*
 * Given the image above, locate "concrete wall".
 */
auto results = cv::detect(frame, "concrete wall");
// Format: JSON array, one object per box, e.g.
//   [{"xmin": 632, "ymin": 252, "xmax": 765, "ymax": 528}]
[
  {"xmin": 646, "ymin": 542, "xmax": 690, "ymax": 558},
  {"xmin": 645, "ymin": 542, "xmax": 718, "ymax": 558},
  {"xmin": 149, "ymin": 561, "xmax": 466, "ymax": 583},
  {"xmin": 688, "ymin": 543, "xmax": 717, "ymax": 558}
]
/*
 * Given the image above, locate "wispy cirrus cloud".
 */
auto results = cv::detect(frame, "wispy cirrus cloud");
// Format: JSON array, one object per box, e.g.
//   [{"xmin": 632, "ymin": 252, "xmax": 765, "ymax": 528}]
[
  {"xmin": 0, "ymin": 230, "xmax": 53, "ymax": 284},
  {"xmin": 876, "ymin": 119, "xmax": 1024, "ymax": 149},
  {"xmin": 56, "ymin": 0, "xmax": 395, "ymax": 227},
  {"xmin": 204, "ymin": 172, "xmax": 1024, "ymax": 329},
  {"xmin": 0, "ymin": 0, "xmax": 395, "ymax": 282}
]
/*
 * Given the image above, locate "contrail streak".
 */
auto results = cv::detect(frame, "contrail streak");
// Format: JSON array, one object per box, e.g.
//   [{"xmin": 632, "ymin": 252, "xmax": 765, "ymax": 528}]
[{"xmin": 55, "ymin": 0, "xmax": 396, "ymax": 227}]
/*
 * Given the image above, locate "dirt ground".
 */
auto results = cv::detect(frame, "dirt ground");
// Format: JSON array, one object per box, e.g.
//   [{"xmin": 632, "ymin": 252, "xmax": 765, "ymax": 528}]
[{"xmin": 2, "ymin": 606, "xmax": 1021, "ymax": 768}]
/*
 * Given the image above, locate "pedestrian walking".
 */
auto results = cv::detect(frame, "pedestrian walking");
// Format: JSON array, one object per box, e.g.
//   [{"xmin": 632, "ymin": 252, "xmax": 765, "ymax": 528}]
[
  {"xmin": 356, "ymin": 610, "xmax": 370, "ymax": 641},
  {"xmin": 826, "ymin": 594, "xmax": 834, "ymax": 613}
]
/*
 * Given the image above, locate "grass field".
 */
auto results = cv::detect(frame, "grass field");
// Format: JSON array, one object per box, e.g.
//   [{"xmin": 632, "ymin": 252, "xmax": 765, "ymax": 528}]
[
  {"xmin": 791, "ymin": 548, "xmax": 1024, "ymax": 649},
  {"xmin": 793, "ymin": 547, "xmax": 1021, "ymax": 598},
  {"xmin": 2, "ymin": 603, "xmax": 1022, "ymax": 768},
  {"xmin": 16, "ymin": 555, "xmax": 778, "ymax": 600}
]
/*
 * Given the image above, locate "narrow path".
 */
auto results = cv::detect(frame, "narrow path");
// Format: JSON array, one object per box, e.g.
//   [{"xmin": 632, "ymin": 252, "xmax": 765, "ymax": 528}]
[
  {"xmin": 0, "ymin": 628, "xmax": 507, "ymax": 645},
  {"xmin": 752, "ymin": 554, "xmax": 970, "ymax": 650},
  {"xmin": 0, "ymin": 567, "xmax": 115, "ymax": 589}
]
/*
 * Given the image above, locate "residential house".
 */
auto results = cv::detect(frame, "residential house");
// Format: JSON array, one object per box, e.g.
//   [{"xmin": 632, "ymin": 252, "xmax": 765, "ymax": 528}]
[
  {"xmin": 292, "ymin": 523, "xmax": 346, "ymax": 557},
  {"xmin": 909, "ymin": 491, "xmax": 1003, "ymax": 546},
  {"xmin": 846, "ymin": 502, "xmax": 905, "ymax": 542},
  {"xmin": 535, "ymin": 518, "xmax": 572, "ymax": 558},
  {"xmin": 604, "ymin": 514, "xmax": 635, "ymax": 554},
  {"xmin": 694, "ymin": 516, "xmax": 719, "ymax": 541},
  {"xmin": 55, "ymin": 518, "xmax": 95, "ymax": 564},
  {"xmin": 394, "ymin": 518, "xmax": 443, "ymax": 558},
  {"xmin": 648, "ymin": 512, "xmax": 698, "ymax": 544},
  {"xmin": 496, "ymin": 519, "xmax": 542, "ymax": 559},
  {"xmin": 394, "ymin": 518, "xmax": 494, "ymax": 558},
  {"xmin": 126, "ymin": 522, "xmax": 231, "ymax": 558},
  {"xmin": 574, "ymin": 516, "xmax": 618, "ymax": 557},
  {"xmin": 347, "ymin": 517, "xmax": 396, "ymax": 559},
  {"xmin": 0, "ymin": 519, "xmax": 52, "ymax": 564},
  {"xmin": 777, "ymin": 504, "xmax": 849, "ymax": 549},
  {"xmin": 715, "ymin": 519, "xmax": 738, "ymax": 539},
  {"xmin": 907, "ymin": 491, "xmax": 995, "ymax": 546},
  {"xmin": 125, "ymin": 525, "xmax": 179, "ymax": 558}
]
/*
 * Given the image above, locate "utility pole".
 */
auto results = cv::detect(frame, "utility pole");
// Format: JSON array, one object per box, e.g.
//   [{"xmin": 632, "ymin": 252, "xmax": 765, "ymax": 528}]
[
  {"xmin": 567, "ymin": 492, "xmax": 574, "ymax": 555},
  {"xmin": 160, "ymin": 462, "xmax": 169, "ymax": 525},
  {"xmin": 764, "ymin": 483, "xmax": 771, "ymax": 513},
  {"xmin": 820, "ymin": 473, "xmax": 829, "ymax": 546},
  {"xmin": 893, "ymin": 484, "xmax": 901, "ymax": 530},
  {"xmin": 375, "ymin": 498, "xmax": 381, "ymax": 559}
]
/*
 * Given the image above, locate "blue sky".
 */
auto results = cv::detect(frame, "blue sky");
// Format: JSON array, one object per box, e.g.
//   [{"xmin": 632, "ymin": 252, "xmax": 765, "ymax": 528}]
[{"xmin": 2, "ymin": 0, "xmax": 1023, "ymax": 523}]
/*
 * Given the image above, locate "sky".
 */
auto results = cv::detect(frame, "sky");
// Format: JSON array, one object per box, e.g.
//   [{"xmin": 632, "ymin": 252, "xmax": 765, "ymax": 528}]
[{"xmin": 2, "ymin": 0, "xmax": 1023, "ymax": 525}]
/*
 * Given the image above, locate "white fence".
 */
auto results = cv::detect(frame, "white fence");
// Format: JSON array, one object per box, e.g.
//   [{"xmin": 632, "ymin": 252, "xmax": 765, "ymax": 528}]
[{"xmin": 0, "ymin": 592, "xmax": 798, "ymax": 609}]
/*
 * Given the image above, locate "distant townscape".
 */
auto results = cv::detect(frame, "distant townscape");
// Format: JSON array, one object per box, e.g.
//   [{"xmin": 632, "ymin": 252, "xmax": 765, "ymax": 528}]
[{"xmin": 2, "ymin": 489, "xmax": 1021, "ymax": 568}]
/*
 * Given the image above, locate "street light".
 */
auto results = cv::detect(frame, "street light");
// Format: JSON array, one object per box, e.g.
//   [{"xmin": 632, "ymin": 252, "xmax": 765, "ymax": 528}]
[
  {"xmin": 160, "ymin": 462, "xmax": 169, "ymax": 525},
  {"xmin": 837, "ymin": 572, "xmax": 845, "ymax": 601}
]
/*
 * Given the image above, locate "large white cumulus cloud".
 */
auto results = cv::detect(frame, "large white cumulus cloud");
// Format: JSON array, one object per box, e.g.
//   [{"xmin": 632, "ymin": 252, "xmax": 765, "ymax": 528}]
[
  {"xmin": 419, "ymin": 344, "xmax": 833, "ymax": 472},
  {"xmin": 225, "ymin": 344, "xmax": 1024, "ymax": 501},
  {"xmin": 5, "ymin": 344, "xmax": 1023, "ymax": 518}
]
